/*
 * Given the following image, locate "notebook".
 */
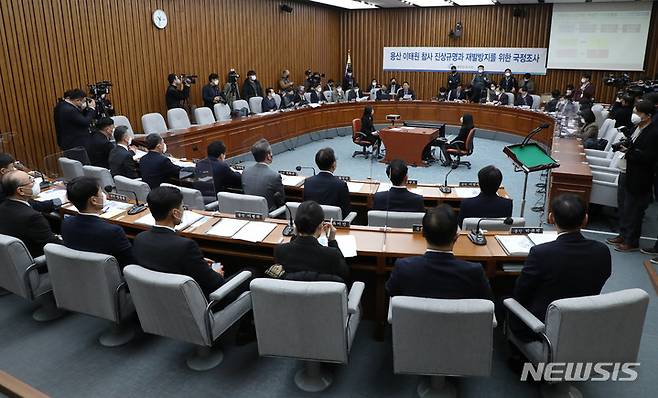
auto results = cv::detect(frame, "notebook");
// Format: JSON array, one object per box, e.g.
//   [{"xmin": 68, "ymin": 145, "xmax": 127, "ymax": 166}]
[{"xmin": 495, "ymin": 232, "xmax": 559, "ymax": 256}]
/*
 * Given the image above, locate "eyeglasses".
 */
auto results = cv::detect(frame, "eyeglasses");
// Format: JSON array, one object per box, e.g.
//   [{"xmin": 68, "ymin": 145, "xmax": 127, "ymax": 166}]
[{"xmin": 19, "ymin": 177, "xmax": 35, "ymax": 187}]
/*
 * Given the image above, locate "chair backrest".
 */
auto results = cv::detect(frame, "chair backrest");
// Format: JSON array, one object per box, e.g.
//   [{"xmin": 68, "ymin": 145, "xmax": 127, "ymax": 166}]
[
  {"xmin": 368, "ymin": 211, "xmax": 425, "ymax": 228},
  {"xmin": 141, "ymin": 113, "xmax": 168, "ymax": 135},
  {"xmin": 232, "ymin": 100, "xmax": 250, "ymax": 114},
  {"xmin": 0, "ymin": 234, "xmax": 35, "ymax": 299},
  {"xmin": 217, "ymin": 192, "xmax": 269, "ymax": 217},
  {"xmin": 272, "ymin": 93, "xmax": 281, "ymax": 108},
  {"xmin": 506, "ymin": 92, "xmax": 515, "ymax": 105},
  {"xmin": 370, "ymin": 88, "xmax": 380, "ymax": 100},
  {"xmin": 123, "ymin": 265, "xmax": 211, "ymax": 346},
  {"xmin": 607, "ymin": 132, "xmax": 625, "ymax": 153},
  {"xmin": 391, "ymin": 296, "xmax": 494, "ymax": 376},
  {"xmin": 161, "ymin": 183, "xmax": 205, "ymax": 211},
  {"xmin": 545, "ymin": 288, "xmax": 649, "ymax": 364},
  {"xmin": 193, "ymin": 107, "xmax": 216, "ymax": 126},
  {"xmin": 213, "ymin": 103, "xmax": 232, "ymax": 121},
  {"xmin": 351, "ymin": 118, "xmax": 362, "ymax": 141},
  {"xmin": 591, "ymin": 104, "xmax": 605, "ymax": 129},
  {"xmin": 82, "ymin": 165, "xmax": 115, "ymax": 188},
  {"xmin": 530, "ymin": 95, "xmax": 541, "ymax": 109},
  {"xmin": 250, "ymin": 278, "xmax": 350, "ymax": 363},
  {"xmin": 286, "ymin": 202, "xmax": 343, "ymax": 220},
  {"xmin": 43, "ymin": 244, "xmax": 124, "ymax": 322},
  {"xmin": 248, "ymin": 96, "xmax": 263, "ymax": 114},
  {"xmin": 592, "ymin": 170, "xmax": 618, "ymax": 184},
  {"xmin": 113, "ymin": 175, "xmax": 150, "ymax": 203},
  {"xmin": 599, "ymin": 119, "xmax": 617, "ymax": 144},
  {"xmin": 167, "ymin": 108, "xmax": 191, "ymax": 130},
  {"xmin": 58, "ymin": 157, "xmax": 84, "ymax": 182},
  {"xmin": 323, "ymin": 90, "xmax": 333, "ymax": 102},
  {"xmin": 111, "ymin": 115, "xmax": 135, "ymax": 135},
  {"xmin": 303, "ymin": 92, "xmax": 312, "ymax": 103},
  {"xmin": 461, "ymin": 217, "xmax": 525, "ymax": 231},
  {"xmin": 464, "ymin": 128, "xmax": 476, "ymax": 154}
]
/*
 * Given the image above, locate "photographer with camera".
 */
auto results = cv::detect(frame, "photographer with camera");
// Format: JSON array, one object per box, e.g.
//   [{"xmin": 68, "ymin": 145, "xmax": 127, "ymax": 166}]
[
  {"xmin": 165, "ymin": 73, "xmax": 191, "ymax": 110},
  {"xmin": 223, "ymin": 69, "xmax": 241, "ymax": 108},
  {"xmin": 202, "ymin": 73, "xmax": 226, "ymax": 109},
  {"xmin": 53, "ymin": 88, "xmax": 96, "ymax": 151},
  {"xmin": 241, "ymin": 70, "xmax": 264, "ymax": 102},
  {"xmin": 279, "ymin": 70, "xmax": 294, "ymax": 94}
]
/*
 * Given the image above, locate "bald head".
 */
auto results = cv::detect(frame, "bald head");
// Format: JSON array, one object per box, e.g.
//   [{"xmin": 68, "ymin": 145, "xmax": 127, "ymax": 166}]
[{"xmin": 2, "ymin": 170, "xmax": 33, "ymax": 198}]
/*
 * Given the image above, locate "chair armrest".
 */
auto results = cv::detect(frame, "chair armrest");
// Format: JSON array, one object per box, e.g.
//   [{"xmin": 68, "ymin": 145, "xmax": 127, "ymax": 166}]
[
  {"xmin": 387, "ymin": 302, "xmax": 392, "ymax": 324},
  {"xmin": 204, "ymin": 201, "xmax": 219, "ymax": 211},
  {"xmin": 268, "ymin": 205, "xmax": 287, "ymax": 218},
  {"xmin": 590, "ymin": 165, "xmax": 620, "ymax": 175},
  {"xmin": 584, "ymin": 149, "xmax": 611, "ymax": 158},
  {"xmin": 450, "ymin": 140, "xmax": 465, "ymax": 146},
  {"xmin": 355, "ymin": 132, "xmax": 368, "ymax": 139},
  {"xmin": 344, "ymin": 212, "xmax": 357, "ymax": 223},
  {"xmin": 209, "ymin": 271, "xmax": 252, "ymax": 302},
  {"xmin": 347, "ymin": 281, "xmax": 365, "ymax": 314},
  {"xmin": 503, "ymin": 298, "xmax": 545, "ymax": 333},
  {"xmin": 33, "ymin": 255, "xmax": 47, "ymax": 270},
  {"xmin": 493, "ymin": 313, "xmax": 498, "ymax": 328}
]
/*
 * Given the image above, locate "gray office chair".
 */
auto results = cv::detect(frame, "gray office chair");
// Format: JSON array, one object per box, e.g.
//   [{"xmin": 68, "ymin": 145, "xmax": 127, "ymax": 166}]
[
  {"xmin": 82, "ymin": 165, "xmax": 115, "ymax": 189},
  {"xmin": 250, "ymin": 278, "xmax": 365, "ymax": 392},
  {"xmin": 43, "ymin": 244, "xmax": 135, "ymax": 347},
  {"xmin": 506, "ymin": 92, "xmax": 515, "ymax": 105},
  {"xmin": 323, "ymin": 90, "xmax": 333, "ymax": 102},
  {"xmin": 461, "ymin": 217, "xmax": 526, "ymax": 232},
  {"xmin": 530, "ymin": 95, "xmax": 541, "ymax": 110},
  {"xmin": 303, "ymin": 92, "xmax": 312, "ymax": 103},
  {"xmin": 390, "ymin": 297, "xmax": 496, "ymax": 398},
  {"xmin": 167, "ymin": 108, "xmax": 193, "ymax": 130},
  {"xmin": 193, "ymin": 107, "xmax": 216, "ymax": 126},
  {"xmin": 113, "ymin": 176, "xmax": 150, "ymax": 203},
  {"xmin": 217, "ymin": 192, "xmax": 286, "ymax": 218},
  {"xmin": 141, "ymin": 113, "xmax": 168, "ymax": 135},
  {"xmin": 504, "ymin": 288, "xmax": 649, "ymax": 398},
  {"xmin": 367, "ymin": 210, "xmax": 425, "ymax": 228},
  {"xmin": 111, "ymin": 115, "xmax": 135, "ymax": 135},
  {"xmin": 591, "ymin": 104, "xmax": 605, "ymax": 129},
  {"xmin": 232, "ymin": 100, "xmax": 250, "ymax": 114},
  {"xmin": 0, "ymin": 234, "xmax": 63, "ymax": 321},
  {"xmin": 213, "ymin": 103, "xmax": 232, "ymax": 121},
  {"xmin": 286, "ymin": 202, "xmax": 357, "ymax": 223},
  {"xmin": 248, "ymin": 96, "xmax": 263, "ymax": 114},
  {"xmin": 161, "ymin": 183, "xmax": 218, "ymax": 211},
  {"xmin": 590, "ymin": 170, "xmax": 618, "ymax": 208},
  {"xmin": 273, "ymin": 93, "xmax": 282, "ymax": 109},
  {"xmin": 123, "ymin": 265, "xmax": 252, "ymax": 371},
  {"xmin": 58, "ymin": 157, "xmax": 84, "ymax": 182}
]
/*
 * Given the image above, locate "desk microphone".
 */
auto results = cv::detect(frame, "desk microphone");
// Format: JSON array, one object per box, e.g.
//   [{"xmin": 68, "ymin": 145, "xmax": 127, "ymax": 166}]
[
  {"xmin": 274, "ymin": 192, "xmax": 294, "ymax": 236},
  {"xmin": 520, "ymin": 124, "xmax": 550, "ymax": 147},
  {"xmin": 104, "ymin": 185, "xmax": 148, "ymax": 215},
  {"xmin": 439, "ymin": 167, "xmax": 455, "ymax": 194},
  {"xmin": 468, "ymin": 217, "xmax": 513, "ymax": 246},
  {"xmin": 295, "ymin": 165, "xmax": 316, "ymax": 176}
]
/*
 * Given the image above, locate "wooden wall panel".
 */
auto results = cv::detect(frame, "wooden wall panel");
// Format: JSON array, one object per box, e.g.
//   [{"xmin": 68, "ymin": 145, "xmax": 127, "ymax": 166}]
[
  {"xmin": 341, "ymin": 4, "xmax": 658, "ymax": 104},
  {"xmin": 0, "ymin": 0, "xmax": 342, "ymax": 168}
]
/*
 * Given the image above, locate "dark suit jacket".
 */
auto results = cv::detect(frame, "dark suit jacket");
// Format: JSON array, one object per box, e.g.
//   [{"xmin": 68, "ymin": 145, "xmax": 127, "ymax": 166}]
[
  {"xmin": 262, "ymin": 97, "xmax": 278, "ymax": 112},
  {"xmin": 303, "ymin": 172, "xmax": 351, "ymax": 218},
  {"xmin": 195, "ymin": 157, "xmax": 242, "ymax": 195},
  {"xmin": 376, "ymin": 90, "xmax": 390, "ymax": 101},
  {"xmin": 386, "ymin": 251, "xmax": 493, "ymax": 300},
  {"xmin": 447, "ymin": 89, "xmax": 466, "ymax": 101},
  {"xmin": 202, "ymin": 84, "xmax": 226, "ymax": 109},
  {"xmin": 293, "ymin": 93, "xmax": 308, "ymax": 106},
  {"xmin": 310, "ymin": 91, "xmax": 326, "ymax": 103},
  {"xmin": 53, "ymin": 100, "xmax": 96, "ymax": 150},
  {"xmin": 0, "ymin": 200, "xmax": 62, "ymax": 257},
  {"xmin": 515, "ymin": 94, "xmax": 533, "ymax": 107},
  {"xmin": 0, "ymin": 185, "xmax": 57, "ymax": 213},
  {"xmin": 274, "ymin": 235, "xmax": 349, "ymax": 282},
  {"xmin": 396, "ymin": 89, "xmax": 416, "ymax": 100},
  {"xmin": 458, "ymin": 193, "xmax": 513, "ymax": 226},
  {"xmin": 241, "ymin": 79, "xmax": 264, "ymax": 101},
  {"xmin": 499, "ymin": 76, "xmax": 517, "ymax": 92},
  {"xmin": 133, "ymin": 227, "xmax": 224, "ymax": 298},
  {"xmin": 625, "ymin": 122, "xmax": 658, "ymax": 195},
  {"xmin": 88, "ymin": 130, "xmax": 114, "ymax": 169},
  {"xmin": 373, "ymin": 187, "xmax": 425, "ymax": 213},
  {"xmin": 61, "ymin": 214, "xmax": 134, "ymax": 269},
  {"xmin": 139, "ymin": 151, "xmax": 182, "ymax": 189},
  {"xmin": 347, "ymin": 89, "xmax": 365, "ymax": 102},
  {"xmin": 496, "ymin": 92, "xmax": 509, "ymax": 105},
  {"xmin": 108, "ymin": 145, "xmax": 140, "ymax": 179},
  {"xmin": 165, "ymin": 84, "xmax": 190, "ymax": 110},
  {"xmin": 514, "ymin": 232, "xmax": 611, "ymax": 323},
  {"xmin": 574, "ymin": 83, "xmax": 595, "ymax": 103}
]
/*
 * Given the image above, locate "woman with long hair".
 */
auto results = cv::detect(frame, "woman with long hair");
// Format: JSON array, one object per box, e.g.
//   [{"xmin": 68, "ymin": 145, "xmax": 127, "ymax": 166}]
[
  {"xmin": 441, "ymin": 113, "xmax": 474, "ymax": 167},
  {"xmin": 360, "ymin": 106, "xmax": 382, "ymax": 158}
]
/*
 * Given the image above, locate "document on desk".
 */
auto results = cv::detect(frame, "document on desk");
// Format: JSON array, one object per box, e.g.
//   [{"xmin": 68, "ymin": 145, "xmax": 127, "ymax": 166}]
[
  {"xmin": 376, "ymin": 183, "xmax": 422, "ymax": 195},
  {"xmin": 281, "ymin": 175, "xmax": 306, "ymax": 187},
  {"xmin": 495, "ymin": 235, "xmax": 534, "ymax": 256},
  {"xmin": 527, "ymin": 232, "xmax": 559, "ymax": 246},
  {"xmin": 133, "ymin": 149, "xmax": 147, "ymax": 161},
  {"xmin": 171, "ymin": 158, "xmax": 195, "ymax": 168},
  {"xmin": 346, "ymin": 182, "xmax": 364, "ymax": 193},
  {"xmin": 232, "ymin": 221, "xmax": 277, "ymax": 243},
  {"xmin": 100, "ymin": 201, "xmax": 132, "ymax": 219},
  {"xmin": 135, "ymin": 211, "xmax": 203, "ymax": 231},
  {"xmin": 35, "ymin": 189, "xmax": 68, "ymax": 203},
  {"xmin": 453, "ymin": 187, "xmax": 481, "ymax": 198},
  {"xmin": 207, "ymin": 218, "xmax": 249, "ymax": 238},
  {"xmin": 335, "ymin": 235, "xmax": 358, "ymax": 258}
]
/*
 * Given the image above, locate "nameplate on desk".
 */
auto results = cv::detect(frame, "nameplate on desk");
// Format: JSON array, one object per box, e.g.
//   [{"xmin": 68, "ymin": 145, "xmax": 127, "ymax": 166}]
[
  {"xmin": 412, "ymin": 224, "xmax": 423, "ymax": 233},
  {"xmin": 511, "ymin": 227, "xmax": 543, "ymax": 235},
  {"xmin": 232, "ymin": 164, "xmax": 245, "ymax": 170},
  {"xmin": 458, "ymin": 181, "xmax": 479, "ymax": 187},
  {"xmin": 336, "ymin": 175, "xmax": 351, "ymax": 182},
  {"xmin": 278, "ymin": 170, "xmax": 298, "ymax": 176},
  {"xmin": 107, "ymin": 193, "xmax": 128, "ymax": 202},
  {"xmin": 235, "ymin": 211, "xmax": 263, "ymax": 221},
  {"xmin": 331, "ymin": 220, "xmax": 351, "ymax": 229},
  {"xmin": 407, "ymin": 179, "xmax": 418, "ymax": 186}
]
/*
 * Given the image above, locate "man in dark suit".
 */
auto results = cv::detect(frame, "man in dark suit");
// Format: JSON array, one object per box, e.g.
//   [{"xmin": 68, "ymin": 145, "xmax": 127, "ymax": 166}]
[
  {"xmin": 514, "ymin": 87, "xmax": 533, "ymax": 107},
  {"xmin": 386, "ymin": 204, "xmax": 493, "ymax": 299},
  {"xmin": 292, "ymin": 86, "xmax": 309, "ymax": 106},
  {"xmin": 373, "ymin": 159, "xmax": 424, "ymax": 212},
  {"xmin": 513, "ymin": 194, "xmax": 611, "ymax": 341},
  {"xmin": 274, "ymin": 201, "xmax": 349, "ymax": 282},
  {"xmin": 459, "ymin": 165, "xmax": 513, "ymax": 226},
  {"xmin": 388, "ymin": 78, "xmax": 400, "ymax": 96},
  {"xmin": 53, "ymin": 88, "xmax": 96, "ymax": 150},
  {"xmin": 447, "ymin": 84, "xmax": 466, "ymax": 101},
  {"xmin": 61, "ymin": 177, "xmax": 134, "ymax": 269},
  {"xmin": 396, "ymin": 81, "xmax": 416, "ymax": 100},
  {"xmin": 165, "ymin": 74, "xmax": 191, "ymax": 110},
  {"xmin": 0, "ymin": 170, "xmax": 62, "ymax": 257},
  {"xmin": 0, "ymin": 153, "xmax": 59, "ymax": 213},
  {"xmin": 574, "ymin": 73, "xmax": 595, "ymax": 105},
  {"xmin": 261, "ymin": 88, "xmax": 278, "ymax": 112},
  {"xmin": 241, "ymin": 70, "xmax": 264, "ymax": 102},
  {"xmin": 303, "ymin": 148, "xmax": 351, "ymax": 218},
  {"xmin": 139, "ymin": 134, "xmax": 181, "ymax": 189},
  {"xmin": 202, "ymin": 73, "xmax": 226, "ymax": 109},
  {"xmin": 241, "ymin": 139, "xmax": 284, "ymax": 211},
  {"xmin": 347, "ymin": 84, "xmax": 366, "ymax": 102},
  {"xmin": 499, "ymin": 68, "xmax": 517, "ymax": 93},
  {"xmin": 309, "ymin": 85, "xmax": 326, "ymax": 103},
  {"xmin": 376, "ymin": 85, "xmax": 391, "ymax": 101},
  {"xmin": 108, "ymin": 126, "xmax": 140, "ymax": 179},
  {"xmin": 195, "ymin": 140, "xmax": 241, "ymax": 195},
  {"xmin": 494, "ymin": 88, "xmax": 509, "ymax": 105},
  {"xmin": 88, "ymin": 117, "xmax": 115, "ymax": 169}
]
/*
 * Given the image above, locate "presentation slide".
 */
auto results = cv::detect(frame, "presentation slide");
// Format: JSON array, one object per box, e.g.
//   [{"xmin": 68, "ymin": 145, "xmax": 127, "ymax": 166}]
[{"xmin": 547, "ymin": 2, "xmax": 653, "ymax": 71}]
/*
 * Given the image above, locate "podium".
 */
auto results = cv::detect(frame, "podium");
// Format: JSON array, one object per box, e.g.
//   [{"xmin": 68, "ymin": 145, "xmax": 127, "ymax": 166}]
[{"xmin": 503, "ymin": 143, "xmax": 560, "ymax": 217}]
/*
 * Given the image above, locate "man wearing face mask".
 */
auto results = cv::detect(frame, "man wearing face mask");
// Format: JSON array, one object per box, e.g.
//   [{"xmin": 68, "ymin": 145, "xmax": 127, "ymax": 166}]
[
  {"xmin": 0, "ymin": 170, "xmax": 62, "ymax": 257},
  {"xmin": 165, "ymin": 73, "xmax": 191, "ymax": 110},
  {"xmin": 139, "ymin": 134, "xmax": 181, "ymax": 189},
  {"xmin": 343, "ymin": 69, "xmax": 355, "ymax": 91},
  {"xmin": 499, "ymin": 68, "xmax": 517, "ymax": 93},
  {"xmin": 470, "ymin": 64, "xmax": 490, "ymax": 103},
  {"xmin": 262, "ymin": 88, "xmax": 278, "ymax": 112},
  {"xmin": 389, "ymin": 77, "xmax": 400, "ymax": 96},
  {"xmin": 61, "ymin": 177, "xmax": 134, "ymax": 269},
  {"xmin": 310, "ymin": 85, "xmax": 327, "ymax": 103},
  {"xmin": 202, "ymin": 73, "xmax": 226, "ymax": 109},
  {"xmin": 574, "ymin": 74, "xmax": 595, "ymax": 105},
  {"xmin": 53, "ymin": 88, "xmax": 96, "ymax": 151},
  {"xmin": 520, "ymin": 73, "xmax": 535, "ymax": 94},
  {"xmin": 607, "ymin": 101, "xmax": 658, "ymax": 252},
  {"xmin": 0, "ymin": 153, "xmax": 60, "ymax": 213},
  {"xmin": 241, "ymin": 70, "xmax": 264, "ymax": 102},
  {"xmin": 278, "ymin": 70, "xmax": 294, "ymax": 94},
  {"xmin": 493, "ymin": 86, "xmax": 509, "ymax": 105},
  {"xmin": 368, "ymin": 79, "xmax": 379, "ymax": 94},
  {"xmin": 447, "ymin": 66, "xmax": 461, "ymax": 91},
  {"xmin": 88, "ymin": 117, "xmax": 115, "ymax": 169},
  {"xmin": 515, "ymin": 87, "xmax": 533, "ymax": 107},
  {"xmin": 108, "ymin": 126, "xmax": 139, "ymax": 179},
  {"xmin": 333, "ymin": 85, "xmax": 346, "ymax": 103},
  {"xmin": 396, "ymin": 81, "xmax": 416, "ymax": 101}
]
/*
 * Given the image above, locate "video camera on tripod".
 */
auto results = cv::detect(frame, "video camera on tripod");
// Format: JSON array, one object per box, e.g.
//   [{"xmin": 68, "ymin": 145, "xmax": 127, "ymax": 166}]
[
  {"xmin": 227, "ymin": 69, "xmax": 240, "ymax": 84},
  {"xmin": 88, "ymin": 80, "xmax": 115, "ymax": 119},
  {"xmin": 180, "ymin": 74, "xmax": 198, "ymax": 85},
  {"xmin": 604, "ymin": 73, "xmax": 658, "ymax": 98}
]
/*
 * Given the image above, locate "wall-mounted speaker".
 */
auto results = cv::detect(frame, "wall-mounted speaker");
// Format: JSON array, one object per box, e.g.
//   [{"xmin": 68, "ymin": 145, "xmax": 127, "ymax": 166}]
[{"xmin": 280, "ymin": 4, "xmax": 293, "ymax": 13}]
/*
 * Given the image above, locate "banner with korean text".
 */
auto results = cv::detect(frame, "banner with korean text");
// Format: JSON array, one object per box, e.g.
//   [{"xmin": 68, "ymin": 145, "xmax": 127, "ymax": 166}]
[{"xmin": 383, "ymin": 47, "xmax": 548, "ymax": 75}]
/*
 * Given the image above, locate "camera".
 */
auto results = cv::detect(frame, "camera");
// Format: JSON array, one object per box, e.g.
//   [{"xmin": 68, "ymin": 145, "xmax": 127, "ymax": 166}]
[
  {"xmin": 228, "ymin": 69, "xmax": 240, "ymax": 84},
  {"xmin": 88, "ymin": 80, "xmax": 112, "ymax": 97},
  {"xmin": 180, "ymin": 74, "xmax": 198, "ymax": 85},
  {"xmin": 611, "ymin": 137, "xmax": 632, "ymax": 152},
  {"xmin": 603, "ymin": 73, "xmax": 631, "ymax": 88},
  {"xmin": 88, "ymin": 80, "xmax": 114, "ymax": 119},
  {"xmin": 605, "ymin": 73, "xmax": 657, "ymax": 98}
]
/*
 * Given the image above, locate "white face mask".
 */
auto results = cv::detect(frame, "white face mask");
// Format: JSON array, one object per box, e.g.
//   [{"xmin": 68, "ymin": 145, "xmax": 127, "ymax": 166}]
[
  {"xmin": 127, "ymin": 136, "xmax": 133, "ymax": 146},
  {"xmin": 581, "ymin": 117, "xmax": 586, "ymax": 124},
  {"xmin": 101, "ymin": 191, "xmax": 107, "ymax": 206},
  {"xmin": 505, "ymin": 72, "xmax": 511, "ymax": 77},
  {"xmin": 31, "ymin": 177, "xmax": 42, "ymax": 197},
  {"xmin": 162, "ymin": 143, "xmax": 168, "ymax": 153},
  {"xmin": 631, "ymin": 113, "xmax": 642, "ymax": 125},
  {"xmin": 459, "ymin": 117, "xmax": 463, "ymax": 124},
  {"xmin": 212, "ymin": 79, "xmax": 219, "ymax": 85},
  {"xmin": 337, "ymin": 88, "xmax": 343, "ymax": 93},
  {"xmin": 250, "ymin": 75, "xmax": 256, "ymax": 81},
  {"xmin": 581, "ymin": 78, "xmax": 587, "ymax": 83},
  {"xmin": 478, "ymin": 69, "xmax": 484, "ymax": 73},
  {"xmin": 565, "ymin": 90, "xmax": 572, "ymax": 95}
]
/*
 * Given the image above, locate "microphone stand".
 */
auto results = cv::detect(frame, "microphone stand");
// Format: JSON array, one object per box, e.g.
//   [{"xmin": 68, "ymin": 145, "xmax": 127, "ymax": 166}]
[
  {"xmin": 520, "ymin": 124, "xmax": 549, "ymax": 148},
  {"xmin": 274, "ymin": 192, "xmax": 294, "ymax": 236},
  {"xmin": 468, "ymin": 217, "xmax": 513, "ymax": 246},
  {"xmin": 439, "ymin": 167, "xmax": 455, "ymax": 194},
  {"xmin": 105, "ymin": 185, "xmax": 147, "ymax": 215},
  {"xmin": 295, "ymin": 165, "xmax": 316, "ymax": 176}
]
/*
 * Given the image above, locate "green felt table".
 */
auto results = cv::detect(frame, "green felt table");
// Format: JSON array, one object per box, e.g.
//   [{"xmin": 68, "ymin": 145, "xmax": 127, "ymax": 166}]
[{"xmin": 504, "ymin": 143, "xmax": 559, "ymax": 171}]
